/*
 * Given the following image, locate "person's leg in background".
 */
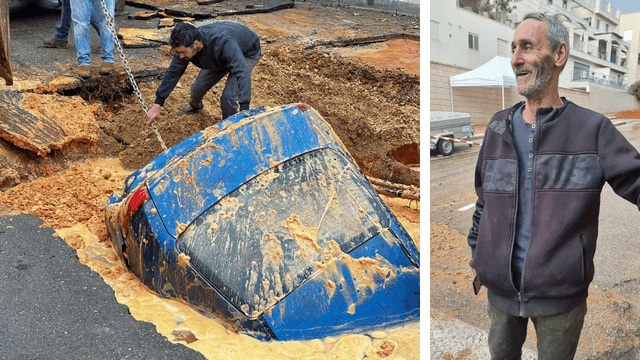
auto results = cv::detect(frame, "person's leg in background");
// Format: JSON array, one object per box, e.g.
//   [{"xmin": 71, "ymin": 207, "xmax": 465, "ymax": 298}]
[
  {"xmin": 70, "ymin": 0, "xmax": 92, "ymax": 78},
  {"xmin": 91, "ymin": 0, "xmax": 115, "ymax": 74}
]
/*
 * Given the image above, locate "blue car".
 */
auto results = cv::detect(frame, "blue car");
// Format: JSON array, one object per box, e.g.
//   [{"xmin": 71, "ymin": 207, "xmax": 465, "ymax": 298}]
[{"xmin": 105, "ymin": 103, "xmax": 420, "ymax": 341}]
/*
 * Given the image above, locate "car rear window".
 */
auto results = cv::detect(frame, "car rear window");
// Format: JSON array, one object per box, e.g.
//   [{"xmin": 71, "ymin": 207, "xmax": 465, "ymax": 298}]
[{"xmin": 177, "ymin": 149, "xmax": 390, "ymax": 317}]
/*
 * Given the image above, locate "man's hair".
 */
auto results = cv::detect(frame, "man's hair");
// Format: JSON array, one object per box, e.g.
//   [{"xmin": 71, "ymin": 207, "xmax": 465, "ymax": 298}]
[
  {"xmin": 170, "ymin": 22, "xmax": 201, "ymax": 49},
  {"xmin": 522, "ymin": 12, "xmax": 570, "ymax": 69}
]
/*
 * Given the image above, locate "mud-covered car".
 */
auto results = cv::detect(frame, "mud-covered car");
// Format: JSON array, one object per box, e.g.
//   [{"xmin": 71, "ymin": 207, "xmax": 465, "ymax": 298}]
[{"xmin": 105, "ymin": 103, "xmax": 420, "ymax": 341}]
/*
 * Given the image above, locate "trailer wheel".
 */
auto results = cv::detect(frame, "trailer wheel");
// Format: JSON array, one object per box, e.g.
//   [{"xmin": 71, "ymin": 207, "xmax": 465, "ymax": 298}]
[{"xmin": 438, "ymin": 139, "xmax": 454, "ymax": 156}]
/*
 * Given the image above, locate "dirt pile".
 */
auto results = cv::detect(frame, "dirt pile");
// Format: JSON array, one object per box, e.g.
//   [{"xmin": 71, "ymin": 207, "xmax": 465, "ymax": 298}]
[
  {"xmin": 614, "ymin": 109, "xmax": 640, "ymax": 119},
  {"xmin": 95, "ymin": 42, "xmax": 420, "ymax": 186}
]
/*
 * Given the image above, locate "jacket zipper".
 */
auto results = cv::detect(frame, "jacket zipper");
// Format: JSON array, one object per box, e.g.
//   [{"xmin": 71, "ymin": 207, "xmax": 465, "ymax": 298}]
[
  {"xmin": 516, "ymin": 107, "xmax": 540, "ymax": 316},
  {"xmin": 502, "ymin": 106, "xmax": 522, "ymax": 308}
]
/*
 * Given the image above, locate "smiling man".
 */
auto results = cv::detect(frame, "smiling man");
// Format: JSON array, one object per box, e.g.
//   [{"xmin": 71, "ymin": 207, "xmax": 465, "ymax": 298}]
[
  {"xmin": 145, "ymin": 22, "xmax": 261, "ymax": 125},
  {"xmin": 467, "ymin": 12, "xmax": 640, "ymax": 359}
]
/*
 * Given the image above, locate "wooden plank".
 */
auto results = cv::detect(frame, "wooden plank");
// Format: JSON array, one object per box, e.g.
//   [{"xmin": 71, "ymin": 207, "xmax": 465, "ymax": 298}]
[
  {"xmin": 0, "ymin": 91, "xmax": 102, "ymax": 157},
  {"xmin": 128, "ymin": 10, "xmax": 162, "ymax": 20},
  {"xmin": 0, "ymin": 0, "xmax": 12, "ymax": 85},
  {"xmin": 125, "ymin": 0, "xmax": 295, "ymax": 21},
  {"xmin": 0, "ymin": 91, "xmax": 66, "ymax": 156}
]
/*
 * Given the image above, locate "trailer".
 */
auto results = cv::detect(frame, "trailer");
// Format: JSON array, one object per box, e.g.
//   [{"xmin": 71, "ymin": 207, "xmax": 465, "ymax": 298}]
[{"xmin": 430, "ymin": 111, "xmax": 474, "ymax": 156}]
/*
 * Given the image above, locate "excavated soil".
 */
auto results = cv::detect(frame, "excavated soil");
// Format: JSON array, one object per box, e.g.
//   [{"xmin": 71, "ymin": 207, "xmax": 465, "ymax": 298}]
[
  {"xmin": 96, "ymin": 41, "xmax": 420, "ymax": 185},
  {"xmin": 614, "ymin": 109, "xmax": 640, "ymax": 119}
]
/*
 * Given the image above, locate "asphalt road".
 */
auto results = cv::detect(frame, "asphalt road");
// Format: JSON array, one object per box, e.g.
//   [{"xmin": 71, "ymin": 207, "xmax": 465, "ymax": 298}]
[
  {"xmin": 7, "ymin": 0, "xmax": 163, "ymax": 80},
  {"xmin": 0, "ymin": 214, "xmax": 207, "ymax": 359},
  {"xmin": 430, "ymin": 120, "xmax": 640, "ymax": 359}
]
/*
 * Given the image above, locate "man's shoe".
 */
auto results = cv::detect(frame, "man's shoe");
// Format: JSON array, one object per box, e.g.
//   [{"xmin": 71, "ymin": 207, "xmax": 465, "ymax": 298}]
[
  {"xmin": 42, "ymin": 38, "xmax": 69, "ymax": 49},
  {"xmin": 100, "ymin": 62, "xmax": 114, "ymax": 75},
  {"xmin": 77, "ymin": 65, "xmax": 91, "ymax": 79},
  {"xmin": 177, "ymin": 104, "xmax": 202, "ymax": 116}
]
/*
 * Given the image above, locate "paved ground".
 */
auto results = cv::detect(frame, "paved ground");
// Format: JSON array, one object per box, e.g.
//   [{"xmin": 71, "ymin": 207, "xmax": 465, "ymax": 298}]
[{"xmin": 0, "ymin": 214, "xmax": 207, "ymax": 359}]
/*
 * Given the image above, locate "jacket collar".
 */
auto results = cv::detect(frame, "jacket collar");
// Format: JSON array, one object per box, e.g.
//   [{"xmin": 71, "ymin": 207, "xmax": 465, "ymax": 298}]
[
  {"xmin": 488, "ymin": 97, "xmax": 570, "ymax": 137},
  {"xmin": 487, "ymin": 101, "xmax": 524, "ymax": 137}
]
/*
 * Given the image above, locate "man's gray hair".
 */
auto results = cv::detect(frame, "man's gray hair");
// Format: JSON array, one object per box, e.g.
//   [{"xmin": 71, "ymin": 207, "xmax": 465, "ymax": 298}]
[{"xmin": 523, "ymin": 12, "xmax": 570, "ymax": 68}]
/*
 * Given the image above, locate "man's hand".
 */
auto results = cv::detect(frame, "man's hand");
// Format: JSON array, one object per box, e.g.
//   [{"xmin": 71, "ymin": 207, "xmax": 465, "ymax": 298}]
[{"xmin": 146, "ymin": 104, "xmax": 162, "ymax": 125}]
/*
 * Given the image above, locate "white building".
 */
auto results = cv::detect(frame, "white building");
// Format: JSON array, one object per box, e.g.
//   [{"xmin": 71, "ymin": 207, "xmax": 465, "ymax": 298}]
[
  {"xmin": 430, "ymin": 1, "xmax": 515, "ymax": 70},
  {"xmin": 431, "ymin": 0, "xmax": 635, "ymax": 93},
  {"xmin": 619, "ymin": 12, "xmax": 640, "ymax": 85},
  {"xmin": 511, "ymin": 0, "xmax": 631, "ymax": 92}
]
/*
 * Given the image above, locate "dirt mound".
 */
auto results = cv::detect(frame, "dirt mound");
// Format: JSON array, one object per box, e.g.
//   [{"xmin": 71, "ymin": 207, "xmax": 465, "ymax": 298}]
[{"xmin": 97, "ymin": 42, "xmax": 420, "ymax": 185}]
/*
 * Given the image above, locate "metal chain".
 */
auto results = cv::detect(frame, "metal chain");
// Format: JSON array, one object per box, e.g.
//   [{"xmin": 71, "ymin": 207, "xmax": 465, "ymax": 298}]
[{"xmin": 99, "ymin": 0, "xmax": 168, "ymax": 151}]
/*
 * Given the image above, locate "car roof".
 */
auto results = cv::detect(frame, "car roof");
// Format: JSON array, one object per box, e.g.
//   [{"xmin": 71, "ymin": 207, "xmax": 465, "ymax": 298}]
[{"xmin": 143, "ymin": 104, "xmax": 353, "ymax": 238}]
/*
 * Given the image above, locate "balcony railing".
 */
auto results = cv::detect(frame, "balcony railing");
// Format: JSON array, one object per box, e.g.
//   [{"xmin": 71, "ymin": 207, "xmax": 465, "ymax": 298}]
[
  {"xmin": 612, "ymin": 7, "xmax": 620, "ymax": 18},
  {"xmin": 573, "ymin": 71, "xmax": 628, "ymax": 90},
  {"xmin": 597, "ymin": 0, "xmax": 620, "ymax": 19},
  {"xmin": 573, "ymin": 0, "xmax": 595, "ymax": 10}
]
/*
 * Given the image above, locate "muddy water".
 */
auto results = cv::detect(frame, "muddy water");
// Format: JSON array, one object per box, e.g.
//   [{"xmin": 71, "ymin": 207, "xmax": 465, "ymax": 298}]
[{"xmin": 0, "ymin": 158, "xmax": 421, "ymax": 359}]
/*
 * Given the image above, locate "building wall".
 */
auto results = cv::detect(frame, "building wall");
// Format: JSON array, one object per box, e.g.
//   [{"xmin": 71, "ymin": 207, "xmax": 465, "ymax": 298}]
[
  {"xmin": 559, "ymin": 87, "xmax": 591, "ymax": 108},
  {"xmin": 588, "ymin": 86, "xmax": 640, "ymax": 113},
  {"xmin": 430, "ymin": 2, "xmax": 514, "ymax": 70},
  {"xmin": 619, "ymin": 12, "xmax": 640, "ymax": 84}
]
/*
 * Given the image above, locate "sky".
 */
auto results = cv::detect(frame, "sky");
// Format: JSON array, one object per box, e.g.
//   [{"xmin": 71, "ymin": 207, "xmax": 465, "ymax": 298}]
[{"xmin": 612, "ymin": 0, "xmax": 640, "ymax": 15}]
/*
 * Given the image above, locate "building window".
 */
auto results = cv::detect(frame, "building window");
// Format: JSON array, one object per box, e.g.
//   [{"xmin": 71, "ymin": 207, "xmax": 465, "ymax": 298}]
[
  {"xmin": 547, "ymin": 0, "xmax": 553, "ymax": 4},
  {"xmin": 469, "ymin": 33, "xmax": 479, "ymax": 50},
  {"xmin": 573, "ymin": 62, "xmax": 590, "ymax": 81},
  {"xmin": 584, "ymin": 17, "xmax": 592, "ymax": 26},
  {"xmin": 596, "ymin": 19, "xmax": 600, "ymax": 30},
  {"xmin": 563, "ymin": 0, "xmax": 568, "ymax": 9},
  {"xmin": 430, "ymin": 20, "xmax": 440, "ymax": 40},
  {"xmin": 497, "ymin": 38, "xmax": 509, "ymax": 57}
]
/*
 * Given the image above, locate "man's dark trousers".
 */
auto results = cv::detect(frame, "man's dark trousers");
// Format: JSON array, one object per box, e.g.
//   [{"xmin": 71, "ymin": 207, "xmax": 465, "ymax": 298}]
[{"xmin": 487, "ymin": 299, "xmax": 587, "ymax": 359}]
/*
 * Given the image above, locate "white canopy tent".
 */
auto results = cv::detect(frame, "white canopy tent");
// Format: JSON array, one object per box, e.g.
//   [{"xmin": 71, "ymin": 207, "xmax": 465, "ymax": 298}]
[{"xmin": 449, "ymin": 56, "xmax": 517, "ymax": 111}]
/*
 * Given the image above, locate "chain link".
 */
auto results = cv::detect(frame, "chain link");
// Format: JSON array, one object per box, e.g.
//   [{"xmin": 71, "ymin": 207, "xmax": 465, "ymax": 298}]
[{"xmin": 99, "ymin": 0, "xmax": 168, "ymax": 151}]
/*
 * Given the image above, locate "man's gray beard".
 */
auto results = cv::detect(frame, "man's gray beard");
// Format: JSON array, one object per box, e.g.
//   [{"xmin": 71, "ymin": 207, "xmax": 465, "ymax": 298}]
[{"xmin": 517, "ymin": 56, "xmax": 555, "ymax": 101}]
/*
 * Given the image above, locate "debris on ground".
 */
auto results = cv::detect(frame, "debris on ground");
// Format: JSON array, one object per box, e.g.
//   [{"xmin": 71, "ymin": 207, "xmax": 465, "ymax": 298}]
[{"xmin": 614, "ymin": 109, "xmax": 640, "ymax": 119}]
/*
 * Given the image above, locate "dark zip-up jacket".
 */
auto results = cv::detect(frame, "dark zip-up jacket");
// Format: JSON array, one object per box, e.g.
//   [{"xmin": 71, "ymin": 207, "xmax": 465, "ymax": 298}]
[
  {"xmin": 468, "ymin": 99, "xmax": 640, "ymax": 317},
  {"xmin": 154, "ymin": 22, "xmax": 261, "ymax": 109}
]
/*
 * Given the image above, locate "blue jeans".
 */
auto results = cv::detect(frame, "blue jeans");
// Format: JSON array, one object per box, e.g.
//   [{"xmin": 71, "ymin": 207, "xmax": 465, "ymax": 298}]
[
  {"xmin": 70, "ymin": 0, "xmax": 115, "ymax": 66},
  {"xmin": 54, "ymin": 0, "xmax": 100, "ymax": 42},
  {"xmin": 189, "ymin": 57, "xmax": 260, "ymax": 119}
]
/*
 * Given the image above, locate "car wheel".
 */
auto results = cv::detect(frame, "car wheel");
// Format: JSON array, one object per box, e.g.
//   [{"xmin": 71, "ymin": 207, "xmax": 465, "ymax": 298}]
[{"xmin": 437, "ymin": 139, "xmax": 454, "ymax": 156}]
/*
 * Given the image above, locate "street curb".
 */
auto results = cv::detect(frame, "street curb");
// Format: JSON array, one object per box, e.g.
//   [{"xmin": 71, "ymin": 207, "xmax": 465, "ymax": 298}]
[{"xmin": 314, "ymin": 0, "xmax": 420, "ymax": 16}]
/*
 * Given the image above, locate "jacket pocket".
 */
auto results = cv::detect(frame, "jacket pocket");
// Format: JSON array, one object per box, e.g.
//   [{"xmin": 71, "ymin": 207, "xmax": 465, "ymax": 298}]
[{"xmin": 579, "ymin": 234, "xmax": 587, "ymax": 282}]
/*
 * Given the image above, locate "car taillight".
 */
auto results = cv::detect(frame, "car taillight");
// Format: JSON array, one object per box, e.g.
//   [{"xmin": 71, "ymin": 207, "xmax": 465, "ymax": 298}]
[
  {"xmin": 298, "ymin": 104, "xmax": 308, "ymax": 112},
  {"xmin": 129, "ymin": 187, "xmax": 148, "ymax": 214}
]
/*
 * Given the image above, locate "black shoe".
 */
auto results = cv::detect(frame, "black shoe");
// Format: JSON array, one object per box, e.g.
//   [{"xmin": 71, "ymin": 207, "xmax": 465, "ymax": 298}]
[{"xmin": 177, "ymin": 104, "xmax": 202, "ymax": 116}]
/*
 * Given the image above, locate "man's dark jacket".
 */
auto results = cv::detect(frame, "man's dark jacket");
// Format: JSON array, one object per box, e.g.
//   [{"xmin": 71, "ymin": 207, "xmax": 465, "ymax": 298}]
[
  {"xmin": 154, "ymin": 22, "xmax": 261, "ymax": 110},
  {"xmin": 468, "ymin": 99, "xmax": 640, "ymax": 315}
]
